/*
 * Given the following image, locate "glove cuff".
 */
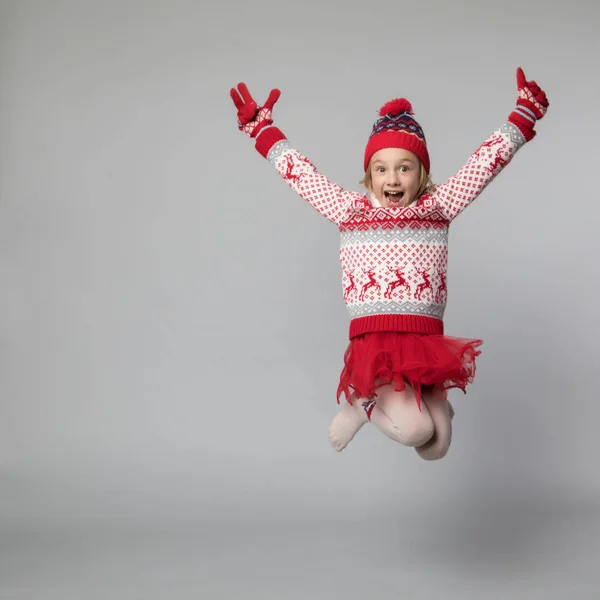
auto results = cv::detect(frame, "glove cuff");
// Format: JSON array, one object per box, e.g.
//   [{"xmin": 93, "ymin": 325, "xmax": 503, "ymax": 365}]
[
  {"xmin": 508, "ymin": 109, "xmax": 536, "ymax": 142},
  {"xmin": 255, "ymin": 126, "xmax": 287, "ymax": 158}
]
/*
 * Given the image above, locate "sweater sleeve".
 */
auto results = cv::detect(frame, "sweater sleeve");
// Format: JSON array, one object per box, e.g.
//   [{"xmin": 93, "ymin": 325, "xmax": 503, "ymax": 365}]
[
  {"xmin": 430, "ymin": 122, "xmax": 527, "ymax": 222},
  {"xmin": 256, "ymin": 127, "xmax": 365, "ymax": 225}
]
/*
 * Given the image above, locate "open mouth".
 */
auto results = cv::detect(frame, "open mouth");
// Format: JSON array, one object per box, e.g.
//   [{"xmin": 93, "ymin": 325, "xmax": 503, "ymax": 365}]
[{"xmin": 385, "ymin": 191, "xmax": 404, "ymax": 205}]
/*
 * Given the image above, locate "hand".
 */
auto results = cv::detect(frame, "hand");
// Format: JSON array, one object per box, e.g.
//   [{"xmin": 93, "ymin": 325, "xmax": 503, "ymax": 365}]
[
  {"xmin": 230, "ymin": 82, "xmax": 281, "ymax": 138},
  {"xmin": 516, "ymin": 67, "xmax": 548, "ymax": 120}
]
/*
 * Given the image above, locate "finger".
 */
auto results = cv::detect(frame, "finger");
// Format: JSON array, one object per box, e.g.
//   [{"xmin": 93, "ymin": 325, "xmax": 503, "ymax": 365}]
[
  {"xmin": 239, "ymin": 101, "xmax": 258, "ymax": 123},
  {"xmin": 230, "ymin": 87, "xmax": 244, "ymax": 110},
  {"xmin": 237, "ymin": 82, "xmax": 255, "ymax": 105},
  {"xmin": 263, "ymin": 88, "xmax": 281, "ymax": 111},
  {"xmin": 537, "ymin": 91, "xmax": 549, "ymax": 107},
  {"xmin": 527, "ymin": 80, "xmax": 540, "ymax": 95},
  {"xmin": 516, "ymin": 67, "xmax": 527, "ymax": 89}
]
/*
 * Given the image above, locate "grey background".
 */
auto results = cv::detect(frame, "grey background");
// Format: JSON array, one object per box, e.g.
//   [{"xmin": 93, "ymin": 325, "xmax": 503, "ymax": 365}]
[{"xmin": 1, "ymin": 0, "xmax": 599, "ymax": 597}]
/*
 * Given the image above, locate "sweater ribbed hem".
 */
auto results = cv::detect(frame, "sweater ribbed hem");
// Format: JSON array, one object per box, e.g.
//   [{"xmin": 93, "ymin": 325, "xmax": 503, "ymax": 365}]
[
  {"xmin": 255, "ymin": 126, "xmax": 287, "ymax": 158},
  {"xmin": 349, "ymin": 314, "xmax": 444, "ymax": 338}
]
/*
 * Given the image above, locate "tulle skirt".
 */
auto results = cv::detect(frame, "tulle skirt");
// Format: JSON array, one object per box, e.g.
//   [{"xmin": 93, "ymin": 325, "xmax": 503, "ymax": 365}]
[{"xmin": 336, "ymin": 331, "xmax": 482, "ymax": 409}]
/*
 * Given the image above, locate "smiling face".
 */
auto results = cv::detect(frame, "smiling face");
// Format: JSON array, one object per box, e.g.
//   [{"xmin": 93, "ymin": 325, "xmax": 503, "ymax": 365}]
[{"xmin": 369, "ymin": 148, "xmax": 422, "ymax": 208}]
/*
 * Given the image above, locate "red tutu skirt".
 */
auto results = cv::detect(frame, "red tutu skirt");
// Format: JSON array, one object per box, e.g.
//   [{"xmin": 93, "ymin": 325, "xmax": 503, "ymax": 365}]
[{"xmin": 336, "ymin": 331, "xmax": 482, "ymax": 409}]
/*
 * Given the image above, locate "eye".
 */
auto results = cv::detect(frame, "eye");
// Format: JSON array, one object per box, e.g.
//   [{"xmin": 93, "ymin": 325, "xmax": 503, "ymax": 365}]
[{"xmin": 400, "ymin": 165, "xmax": 409, "ymax": 172}]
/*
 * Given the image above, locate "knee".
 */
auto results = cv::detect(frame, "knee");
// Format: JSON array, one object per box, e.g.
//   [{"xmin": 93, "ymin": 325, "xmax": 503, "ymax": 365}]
[
  {"xmin": 416, "ymin": 442, "xmax": 450, "ymax": 461},
  {"xmin": 396, "ymin": 416, "xmax": 435, "ymax": 447},
  {"xmin": 415, "ymin": 423, "xmax": 452, "ymax": 460}
]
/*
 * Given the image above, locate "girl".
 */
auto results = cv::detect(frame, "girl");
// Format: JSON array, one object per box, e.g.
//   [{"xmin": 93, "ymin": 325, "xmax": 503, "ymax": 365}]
[{"xmin": 230, "ymin": 68, "xmax": 548, "ymax": 459}]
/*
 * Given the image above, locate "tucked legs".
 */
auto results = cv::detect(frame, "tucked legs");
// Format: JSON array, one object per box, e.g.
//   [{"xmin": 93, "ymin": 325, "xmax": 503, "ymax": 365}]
[
  {"xmin": 374, "ymin": 383, "xmax": 435, "ymax": 447},
  {"xmin": 415, "ymin": 388, "xmax": 454, "ymax": 460}
]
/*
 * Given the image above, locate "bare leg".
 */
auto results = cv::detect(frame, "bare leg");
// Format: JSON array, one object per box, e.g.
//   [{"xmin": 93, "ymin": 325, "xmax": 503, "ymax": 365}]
[
  {"xmin": 415, "ymin": 388, "xmax": 453, "ymax": 461},
  {"xmin": 375, "ymin": 383, "xmax": 435, "ymax": 447}
]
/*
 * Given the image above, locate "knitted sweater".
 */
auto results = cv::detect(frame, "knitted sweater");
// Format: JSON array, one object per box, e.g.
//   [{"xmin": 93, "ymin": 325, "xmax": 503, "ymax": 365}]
[{"xmin": 259, "ymin": 122, "xmax": 527, "ymax": 339}]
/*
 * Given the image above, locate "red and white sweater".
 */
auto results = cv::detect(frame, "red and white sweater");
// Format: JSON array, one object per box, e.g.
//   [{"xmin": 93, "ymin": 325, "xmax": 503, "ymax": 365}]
[{"xmin": 256, "ymin": 123, "xmax": 527, "ymax": 339}]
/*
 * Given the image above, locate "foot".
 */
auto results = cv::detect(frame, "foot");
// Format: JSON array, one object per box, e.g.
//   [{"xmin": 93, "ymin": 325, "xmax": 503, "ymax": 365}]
[{"xmin": 327, "ymin": 401, "xmax": 369, "ymax": 452}]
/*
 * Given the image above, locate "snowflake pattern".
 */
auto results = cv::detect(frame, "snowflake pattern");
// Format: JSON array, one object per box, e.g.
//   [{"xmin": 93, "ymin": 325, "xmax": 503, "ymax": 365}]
[{"xmin": 268, "ymin": 125, "xmax": 526, "ymax": 332}]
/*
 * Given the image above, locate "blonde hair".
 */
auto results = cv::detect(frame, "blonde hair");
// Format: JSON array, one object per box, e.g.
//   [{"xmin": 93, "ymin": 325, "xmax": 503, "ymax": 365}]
[{"xmin": 360, "ymin": 159, "xmax": 433, "ymax": 207}]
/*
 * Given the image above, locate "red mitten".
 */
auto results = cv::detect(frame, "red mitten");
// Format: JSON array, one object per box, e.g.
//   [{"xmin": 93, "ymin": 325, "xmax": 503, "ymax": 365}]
[
  {"xmin": 230, "ymin": 82, "xmax": 287, "ymax": 157},
  {"xmin": 508, "ymin": 67, "xmax": 549, "ymax": 141}
]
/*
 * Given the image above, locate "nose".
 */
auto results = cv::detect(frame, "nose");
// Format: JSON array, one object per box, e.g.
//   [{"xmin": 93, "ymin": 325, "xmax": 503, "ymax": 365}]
[{"xmin": 387, "ymin": 170, "xmax": 401, "ymax": 185}]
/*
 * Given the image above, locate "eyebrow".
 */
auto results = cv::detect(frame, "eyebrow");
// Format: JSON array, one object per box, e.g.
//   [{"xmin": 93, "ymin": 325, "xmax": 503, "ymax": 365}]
[{"xmin": 372, "ymin": 158, "xmax": 415, "ymax": 166}]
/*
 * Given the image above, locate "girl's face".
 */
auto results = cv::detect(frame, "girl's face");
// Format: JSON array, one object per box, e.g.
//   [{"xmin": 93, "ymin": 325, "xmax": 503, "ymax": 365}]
[{"xmin": 369, "ymin": 148, "xmax": 421, "ymax": 208}]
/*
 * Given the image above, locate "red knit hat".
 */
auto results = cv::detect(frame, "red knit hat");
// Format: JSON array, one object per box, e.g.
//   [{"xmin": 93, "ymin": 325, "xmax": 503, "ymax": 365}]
[{"xmin": 363, "ymin": 98, "xmax": 430, "ymax": 173}]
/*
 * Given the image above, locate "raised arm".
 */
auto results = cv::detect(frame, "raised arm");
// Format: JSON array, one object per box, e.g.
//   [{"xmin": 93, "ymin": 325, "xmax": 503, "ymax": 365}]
[
  {"xmin": 230, "ymin": 82, "xmax": 363, "ymax": 225},
  {"xmin": 431, "ymin": 67, "xmax": 549, "ymax": 222}
]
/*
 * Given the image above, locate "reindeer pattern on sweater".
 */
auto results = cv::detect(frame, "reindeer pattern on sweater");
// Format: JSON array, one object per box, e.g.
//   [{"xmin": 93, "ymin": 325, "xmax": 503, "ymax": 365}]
[{"xmin": 265, "ymin": 122, "xmax": 526, "ymax": 338}]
